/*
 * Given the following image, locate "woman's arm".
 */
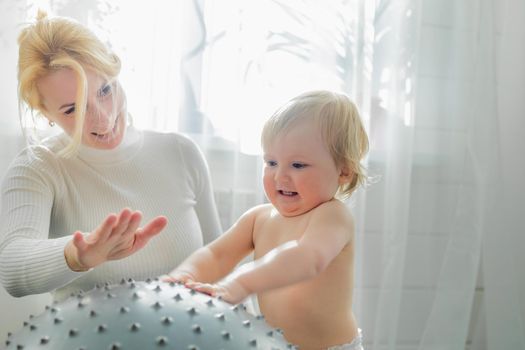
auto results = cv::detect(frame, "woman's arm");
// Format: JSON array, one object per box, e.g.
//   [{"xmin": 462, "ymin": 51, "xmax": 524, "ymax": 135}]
[
  {"xmin": 178, "ymin": 135, "xmax": 222, "ymax": 244},
  {"xmin": 0, "ymin": 151, "xmax": 80, "ymax": 297},
  {"xmin": 0, "ymin": 150, "xmax": 168, "ymax": 297}
]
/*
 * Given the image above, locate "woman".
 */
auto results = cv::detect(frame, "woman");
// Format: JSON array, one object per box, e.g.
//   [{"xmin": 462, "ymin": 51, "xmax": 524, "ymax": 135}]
[{"xmin": 0, "ymin": 11, "xmax": 222, "ymax": 301}]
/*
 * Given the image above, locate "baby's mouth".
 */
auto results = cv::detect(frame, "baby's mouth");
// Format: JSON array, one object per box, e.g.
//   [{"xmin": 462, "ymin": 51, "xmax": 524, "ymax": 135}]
[{"xmin": 279, "ymin": 190, "xmax": 298, "ymax": 196}]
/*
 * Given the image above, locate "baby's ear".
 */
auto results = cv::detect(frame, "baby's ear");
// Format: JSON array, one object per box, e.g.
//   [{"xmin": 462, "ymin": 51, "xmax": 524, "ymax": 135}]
[{"xmin": 338, "ymin": 165, "xmax": 353, "ymax": 185}]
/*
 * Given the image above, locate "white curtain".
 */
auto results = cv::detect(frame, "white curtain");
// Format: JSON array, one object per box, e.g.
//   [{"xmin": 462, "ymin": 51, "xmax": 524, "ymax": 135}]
[{"xmin": 1, "ymin": 0, "xmax": 524, "ymax": 349}]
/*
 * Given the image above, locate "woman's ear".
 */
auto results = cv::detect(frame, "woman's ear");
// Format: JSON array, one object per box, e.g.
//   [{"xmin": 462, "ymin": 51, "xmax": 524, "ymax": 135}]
[
  {"xmin": 338, "ymin": 165, "xmax": 354, "ymax": 185},
  {"xmin": 38, "ymin": 103, "xmax": 56, "ymax": 126},
  {"xmin": 41, "ymin": 113, "xmax": 55, "ymax": 127}
]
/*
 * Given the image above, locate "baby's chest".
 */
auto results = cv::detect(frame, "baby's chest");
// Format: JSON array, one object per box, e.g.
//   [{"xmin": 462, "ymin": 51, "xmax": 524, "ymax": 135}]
[{"xmin": 253, "ymin": 215, "xmax": 310, "ymax": 258}]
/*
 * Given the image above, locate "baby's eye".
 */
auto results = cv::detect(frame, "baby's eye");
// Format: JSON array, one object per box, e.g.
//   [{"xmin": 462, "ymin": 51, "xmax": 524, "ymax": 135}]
[
  {"xmin": 266, "ymin": 160, "xmax": 277, "ymax": 167},
  {"xmin": 292, "ymin": 162, "xmax": 307, "ymax": 169}
]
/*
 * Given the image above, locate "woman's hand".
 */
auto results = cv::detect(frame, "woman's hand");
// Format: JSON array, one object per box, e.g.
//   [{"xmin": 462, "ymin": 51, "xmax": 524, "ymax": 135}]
[{"xmin": 64, "ymin": 208, "xmax": 168, "ymax": 271}]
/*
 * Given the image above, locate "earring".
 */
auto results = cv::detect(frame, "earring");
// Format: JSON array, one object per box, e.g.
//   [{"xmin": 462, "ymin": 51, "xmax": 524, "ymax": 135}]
[{"xmin": 49, "ymin": 121, "xmax": 55, "ymax": 127}]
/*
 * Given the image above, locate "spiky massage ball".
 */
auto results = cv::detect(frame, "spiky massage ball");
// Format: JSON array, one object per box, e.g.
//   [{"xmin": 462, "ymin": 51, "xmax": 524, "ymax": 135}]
[{"xmin": 4, "ymin": 279, "xmax": 294, "ymax": 350}]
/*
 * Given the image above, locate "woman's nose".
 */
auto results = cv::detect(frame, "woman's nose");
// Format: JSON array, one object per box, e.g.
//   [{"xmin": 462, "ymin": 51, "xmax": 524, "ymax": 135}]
[{"xmin": 86, "ymin": 103, "xmax": 111, "ymax": 128}]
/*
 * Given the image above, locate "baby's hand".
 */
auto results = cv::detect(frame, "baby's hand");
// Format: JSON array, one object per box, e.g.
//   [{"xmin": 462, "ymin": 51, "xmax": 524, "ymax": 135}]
[
  {"xmin": 185, "ymin": 281, "xmax": 228, "ymax": 298},
  {"xmin": 163, "ymin": 271, "xmax": 195, "ymax": 285},
  {"xmin": 186, "ymin": 280, "xmax": 250, "ymax": 305}
]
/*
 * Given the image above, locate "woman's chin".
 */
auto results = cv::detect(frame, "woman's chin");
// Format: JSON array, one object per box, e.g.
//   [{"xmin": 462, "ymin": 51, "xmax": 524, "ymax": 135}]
[
  {"xmin": 92, "ymin": 139, "xmax": 122, "ymax": 149},
  {"xmin": 87, "ymin": 131, "xmax": 124, "ymax": 149}
]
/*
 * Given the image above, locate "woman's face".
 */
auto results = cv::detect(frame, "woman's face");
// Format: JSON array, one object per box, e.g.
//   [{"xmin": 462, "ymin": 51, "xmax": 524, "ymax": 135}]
[{"xmin": 37, "ymin": 67, "xmax": 127, "ymax": 150}]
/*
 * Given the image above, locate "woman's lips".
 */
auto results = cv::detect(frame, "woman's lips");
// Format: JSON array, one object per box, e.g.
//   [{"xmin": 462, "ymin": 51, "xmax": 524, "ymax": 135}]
[{"xmin": 90, "ymin": 115, "xmax": 120, "ymax": 139}]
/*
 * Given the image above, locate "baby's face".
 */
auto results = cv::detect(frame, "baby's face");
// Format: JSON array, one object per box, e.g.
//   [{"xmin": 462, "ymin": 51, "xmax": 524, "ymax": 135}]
[{"xmin": 262, "ymin": 119, "xmax": 343, "ymax": 217}]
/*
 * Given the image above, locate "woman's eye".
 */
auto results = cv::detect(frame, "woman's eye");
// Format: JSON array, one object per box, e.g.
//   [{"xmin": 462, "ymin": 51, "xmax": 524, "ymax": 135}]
[
  {"xmin": 98, "ymin": 84, "xmax": 112, "ymax": 97},
  {"xmin": 292, "ymin": 162, "xmax": 306, "ymax": 169},
  {"xmin": 64, "ymin": 106, "xmax": 75, "ymax": 115}
]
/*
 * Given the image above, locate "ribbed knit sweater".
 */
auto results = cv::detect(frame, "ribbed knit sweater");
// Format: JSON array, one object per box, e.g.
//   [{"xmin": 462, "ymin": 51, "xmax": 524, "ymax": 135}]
[{"xmin": 0, "ymin": 127, "xmax": 221, "ymax": 300}]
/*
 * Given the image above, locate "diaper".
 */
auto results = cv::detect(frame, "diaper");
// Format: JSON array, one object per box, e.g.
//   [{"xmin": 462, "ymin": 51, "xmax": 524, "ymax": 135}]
[{"xmin": 326, "ymin": 328, "xmax": 364, "ymax": 350}]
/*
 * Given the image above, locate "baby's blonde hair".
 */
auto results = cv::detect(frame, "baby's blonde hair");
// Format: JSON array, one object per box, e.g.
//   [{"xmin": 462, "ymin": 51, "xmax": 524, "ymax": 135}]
[
  {"xmin": 261, "ymin": 90, "xmax": 369, "ymax": 198},
  {"xmin": 17, "ymin": 10, "xmax": 121, "ymax": 157}
]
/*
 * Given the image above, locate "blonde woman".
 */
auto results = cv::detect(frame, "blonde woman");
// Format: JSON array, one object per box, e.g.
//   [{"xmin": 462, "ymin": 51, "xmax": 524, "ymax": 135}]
[{"xmin": 0, "ymin": 12, "xmax": 221, "ymax": 301}]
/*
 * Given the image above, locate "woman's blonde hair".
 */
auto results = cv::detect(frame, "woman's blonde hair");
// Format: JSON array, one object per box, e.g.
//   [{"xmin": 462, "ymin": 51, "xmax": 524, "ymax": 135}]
[
  {"xmin": 261, "ymin": 90, "xmax": 369, "ymax": 199},
  {"xmin": 17, "ymin": 10, "xmax": 121, "ymax": 157}
]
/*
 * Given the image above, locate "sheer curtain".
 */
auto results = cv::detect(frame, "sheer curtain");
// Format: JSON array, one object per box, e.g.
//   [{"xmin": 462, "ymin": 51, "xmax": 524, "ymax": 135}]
[{"xmin": 1, "ymin": 0, "xmax": 524, "ymax": 349}]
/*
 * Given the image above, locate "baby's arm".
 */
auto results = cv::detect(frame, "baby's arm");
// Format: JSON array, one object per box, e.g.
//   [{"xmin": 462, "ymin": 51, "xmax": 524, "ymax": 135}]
[
  {"xmin": 211, "ymin": 200, "xmax": 353, "ymax": 304},
  {"xmin": 165, "ymin": 206, "xmax": 261, "ymax": 284}
]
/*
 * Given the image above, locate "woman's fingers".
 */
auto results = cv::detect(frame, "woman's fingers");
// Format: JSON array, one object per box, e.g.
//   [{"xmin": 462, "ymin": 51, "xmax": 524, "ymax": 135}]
[
  {"xmin": 122, "ymin": 211, "xmax": 142, "ymax": 237},
  {"xmin": 66, "ymin": 232, "xmax": 92, "ymax": 271},
  {"xmin": 77, "ymin": 210, "xmax": 168, "ymax": 265},
  {"xmin": 92, "ymin": 213, "xmax": 118, "ymax": 243},
  {"xmin": 109, "ymin": 215, "xmax": 167, "ymax": 258},
  {"xmin": 106, "ymin": 210, "xmax": 140, "ymax": 247},
  {"xmin": 141, "ymin": 216, "xmax": 168, "ymax": 236},
  {"xmin": 110, "ymin": 212, "xmax": 141, "ymax": 249},
  {"xmin": 72, "ymin": 231, "xmax": 88, "ymax": 252},
  {"xmin": 131, "ymin": 216, "xmax": 168, "ymax": 251},
  {"xmin": 112, "ymin": 208, "xmax": 132, "ymax": 235}
]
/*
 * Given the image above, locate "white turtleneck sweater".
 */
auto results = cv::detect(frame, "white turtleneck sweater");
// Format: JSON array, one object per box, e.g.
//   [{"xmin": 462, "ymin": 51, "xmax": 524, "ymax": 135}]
[{"xmin": 0, "ymin": 127, "xmax": 222, "ymax": 300}]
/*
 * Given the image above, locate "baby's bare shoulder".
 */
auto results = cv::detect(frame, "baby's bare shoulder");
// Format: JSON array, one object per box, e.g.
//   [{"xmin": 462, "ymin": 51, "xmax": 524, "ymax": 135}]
[
  {"xmin": 248, "ymin": 203, "xmax": 274, "ymax": 217},
  {"xmin": 239, "ymin": 203, "xmax": 274, "ymax": 225},
  {"xmin": 313, "ymin": 200, "xmax": 354, "ymax": 223}
]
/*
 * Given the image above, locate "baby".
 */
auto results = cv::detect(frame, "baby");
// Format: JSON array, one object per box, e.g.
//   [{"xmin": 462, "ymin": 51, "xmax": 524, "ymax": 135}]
[{"xmin": 166, "ymin": 90, "xmax": 368, "ymax": 349}]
